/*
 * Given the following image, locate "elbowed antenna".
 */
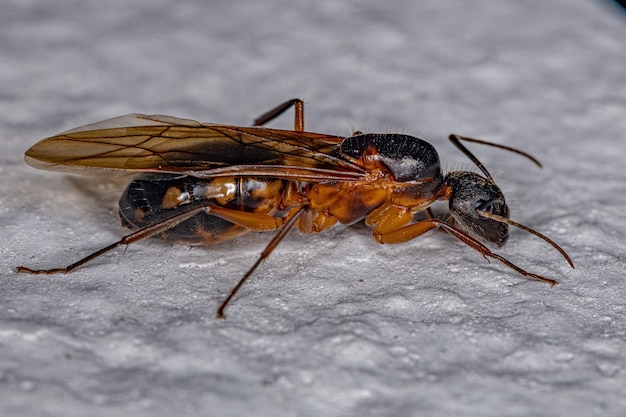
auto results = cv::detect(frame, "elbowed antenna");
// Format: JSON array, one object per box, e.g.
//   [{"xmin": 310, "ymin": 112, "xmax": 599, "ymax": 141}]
[
  {"xmin": 449, "ymin": 134, "xmax": 543, "ymax": 180},
  {"xmin": 476, "ymin": 210, "xmax": 574, "ymax": 269}
]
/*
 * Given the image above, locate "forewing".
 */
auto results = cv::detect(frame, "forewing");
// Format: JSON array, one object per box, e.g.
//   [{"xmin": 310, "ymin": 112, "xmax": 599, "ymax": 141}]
[{"xmin": 25, "ymin": 114, "xmax": 365, "ymax": 181}]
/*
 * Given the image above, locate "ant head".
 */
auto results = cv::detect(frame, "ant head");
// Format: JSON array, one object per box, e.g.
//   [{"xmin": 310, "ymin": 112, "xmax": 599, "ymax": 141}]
[{"xmin": 445, "ymin": 171, "xmax": 509, "ymax": 246}]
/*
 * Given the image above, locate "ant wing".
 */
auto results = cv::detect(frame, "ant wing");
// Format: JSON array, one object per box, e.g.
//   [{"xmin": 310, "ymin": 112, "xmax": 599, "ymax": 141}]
[{"xmin": 24, "ymin": 114, "xmax": 366, "ymax": 182}]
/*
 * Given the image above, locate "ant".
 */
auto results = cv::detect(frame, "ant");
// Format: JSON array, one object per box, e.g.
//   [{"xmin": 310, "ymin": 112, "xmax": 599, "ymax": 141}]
[{"xmin": 18, "ymin": 99, "xmax": 573, "ymax": 318}]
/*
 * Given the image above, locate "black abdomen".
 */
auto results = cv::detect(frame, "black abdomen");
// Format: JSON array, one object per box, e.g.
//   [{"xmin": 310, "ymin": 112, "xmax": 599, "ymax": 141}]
[{"xmin": 119, "ymin": 174, "xmax": 286, "ymax": 244}]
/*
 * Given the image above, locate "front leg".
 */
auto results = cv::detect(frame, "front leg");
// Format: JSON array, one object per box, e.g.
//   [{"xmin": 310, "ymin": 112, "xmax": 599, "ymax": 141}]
[{"xmin": 372, "ymin": 215, "xmax": 558, "ymax": 286}]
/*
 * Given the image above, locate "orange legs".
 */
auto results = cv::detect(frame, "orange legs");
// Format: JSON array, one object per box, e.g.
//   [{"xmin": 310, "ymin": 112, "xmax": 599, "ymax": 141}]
[{"xmin": 373, "ymin": 216, "xmax": 559, "ymax": 286}]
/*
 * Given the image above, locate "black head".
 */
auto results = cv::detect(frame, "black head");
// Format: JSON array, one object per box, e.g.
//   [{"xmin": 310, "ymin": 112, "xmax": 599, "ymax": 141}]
[{"xmin": 445, "ymin": 171, "xmax": 509, "ymax": 246}]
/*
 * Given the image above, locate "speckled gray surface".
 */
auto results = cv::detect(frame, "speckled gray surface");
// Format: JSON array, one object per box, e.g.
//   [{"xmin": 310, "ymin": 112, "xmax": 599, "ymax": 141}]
[{"xmin": 1, "ymin": 1, "xmax": 625, "ymax": 416}]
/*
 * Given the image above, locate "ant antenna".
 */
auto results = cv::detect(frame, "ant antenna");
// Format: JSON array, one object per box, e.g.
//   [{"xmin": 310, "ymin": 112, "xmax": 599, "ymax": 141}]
[
  {"xmin": 449, "ymin": 134, "xmax": 543, "ymax": 180},
  {"xmin": 477, "ymin": 210, "xmax": 574, "ymax": 269}
]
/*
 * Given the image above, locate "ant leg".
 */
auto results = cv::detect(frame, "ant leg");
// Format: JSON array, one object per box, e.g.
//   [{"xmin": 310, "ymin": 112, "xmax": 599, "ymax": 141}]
[
  {"xmin": 16, "ymin": 205, "xmax": 210, "ymax": 275},
  {"xmin": 216, "ymin": 205, "xmax": 307, "ymax": 319},
  {"xmin": 375, "ymin": 218, "xmax": 558, "ymax": 286},
  {"xmin": 17, "ymin": 201, "xmax": 306, "ymax": 275},
  {"xmin": 203, "ymin": 204, "xmax": 286, "ymax": 231},
  {"xmin": 253, "ymin": 98, "xmax": 304, "ymax": 131}
]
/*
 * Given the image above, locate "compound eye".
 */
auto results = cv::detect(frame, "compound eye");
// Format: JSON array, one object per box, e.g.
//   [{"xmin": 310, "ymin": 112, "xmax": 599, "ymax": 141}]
[{"xmin": 477, "ymin": 198, "xmax": 504, "ymax": 215}]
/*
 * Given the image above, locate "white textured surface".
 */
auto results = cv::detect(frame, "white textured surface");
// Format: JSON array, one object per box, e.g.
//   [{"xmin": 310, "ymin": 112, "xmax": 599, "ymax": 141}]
[{"xmin": 1, "ymin": 1, "xmax": 625, "ymax": 416}]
